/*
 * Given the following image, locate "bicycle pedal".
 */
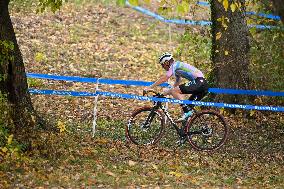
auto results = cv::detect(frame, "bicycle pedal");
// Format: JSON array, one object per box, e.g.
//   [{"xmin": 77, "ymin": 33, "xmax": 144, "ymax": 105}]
[
  {"xmin": 175, "ymin": 140, "xmax": 182, "ymax": 146},
  {"xmin": 176, "ymin": 137, "xmax": 187, "ymax": 146},
  {"xmin": 141, "ymin": 127, "xmax": 149, "ymax": 131}
]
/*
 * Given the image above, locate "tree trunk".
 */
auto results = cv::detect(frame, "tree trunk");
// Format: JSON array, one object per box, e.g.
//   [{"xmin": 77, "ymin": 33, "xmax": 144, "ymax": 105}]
[
  {"xmin": 0, "ymin": 0, "xmax": 43, "ymax": 148},
  {"xmin": 210, "ymin": 0, "xmax": 250, "ymax": 104},
  {"xmin": 271, "ymin": 0, "xmax": 284, "ymax": 23}
]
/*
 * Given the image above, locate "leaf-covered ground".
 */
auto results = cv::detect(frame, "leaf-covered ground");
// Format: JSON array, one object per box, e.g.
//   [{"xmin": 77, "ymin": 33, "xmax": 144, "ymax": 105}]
[{"xmin": 1, "ymin": 1, "xmax": 283, "ymax": 188}]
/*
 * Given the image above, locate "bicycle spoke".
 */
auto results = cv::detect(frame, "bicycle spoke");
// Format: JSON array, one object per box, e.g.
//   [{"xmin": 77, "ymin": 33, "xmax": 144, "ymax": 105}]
[
  {"xmin": 187, "ymin": 111, "xmax": 228, "ymax": 151},
  {"xmin": 126, "ymin": 107, "xmax": 165, "ymax": 145}
]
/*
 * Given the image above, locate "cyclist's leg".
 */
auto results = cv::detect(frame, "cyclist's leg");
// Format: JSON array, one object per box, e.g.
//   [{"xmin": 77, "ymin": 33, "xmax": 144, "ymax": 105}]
[
  {"xmin": 163, "ymin": 86, "xmax": 192, "ymax": 118},
  {"xmin": 194, "ymin": 77, "xmax": 209, "ymax": 101},
  {"xmin": 163, "ymin": 86, "xmax": 192, "ymax": 113},
  {"xmin": 187, "ymin": 79, "xmax": 209, "ymax": 109},
  {"xmin": 196, "ymin": 91, "xmax": 208, "ymax": 100},
  {"xmin": 179, "ymin": 80, "xmax": 200, "ymax": 113},
  {"xmin": 163, "ymin": 86, "xmax": 185, "ymax": 100},
  {"xmin": 187, "ymin": 93, "xmax": 198, "ymax": 109}
]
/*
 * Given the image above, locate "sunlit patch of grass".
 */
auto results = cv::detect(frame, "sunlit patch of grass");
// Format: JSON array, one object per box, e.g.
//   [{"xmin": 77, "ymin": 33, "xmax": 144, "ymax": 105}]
[
  {"xmin": 34, "ymin": 52, "xmax": 47, "ymax": 63},
  {"xmin": 96, "ymin": 118, "xmax": 126, "ymax": 141},
  {"xmin": 9, "ymin": 0, "xmax": 36, "ymax": 12},
  {"xmin": 27, "ymin": 78, "xmax": 45, "ymax": 88}
]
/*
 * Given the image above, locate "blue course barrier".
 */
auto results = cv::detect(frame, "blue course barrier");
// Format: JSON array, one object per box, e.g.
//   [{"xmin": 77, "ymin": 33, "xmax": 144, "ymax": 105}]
[
  {"xmin": 245, "ymin": 11, "xmax": 280, "ymax": 21},
  {"xmin": 197, "ymin": 1, "xmax": 280, "ymax": 21},
  {"xmin": 125, "ymin": 1, "xmax": 210, "ymax": 27},
  {"xmin": 197, "ymin": 1, "xmax": 210, "ymax": 7},
  {"xmin": 27, "ymin": 73, "xmax": 284, "ymax": 112},
  {"xmin": 126, "ymin": 1, "xmax": 281, "ymax": 30},
  {"xmin": 209, "ymin": 88, "xmax": 284, "ymax": 97},
  {"xmin": 27, "ymin": 73, "xmax": 284, "ymax": 97},
  {"xmin": 29, "ymin": 88, "xmax": 284, "ymax": 112},
  {"xmin": 27, "ymin": 73, "xmax": 171, "ymax": 88}
]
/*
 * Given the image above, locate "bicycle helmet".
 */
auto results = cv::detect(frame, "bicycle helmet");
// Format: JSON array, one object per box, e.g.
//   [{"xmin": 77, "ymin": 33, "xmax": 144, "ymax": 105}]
[{"xmin": 158, "ymin": 52, "xmax": 173, "ymax": 65}]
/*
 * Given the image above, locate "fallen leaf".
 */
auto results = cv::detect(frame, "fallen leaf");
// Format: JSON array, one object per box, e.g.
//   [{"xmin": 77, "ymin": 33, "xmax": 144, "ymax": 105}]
[
  {"xmin": 106, "ymin": 171, "xmax": 116, "ymax": 177},
  {"xmin": 230, "ymin": 3, "xmax": 237, "ymax": 12},
  {"xmin": 223, "ymin": 0, "xmax": 229, "ymax": 11},
  {"xmin": 216, "ymin": 32, "xmax": 222, "ymax": 40},
  {"xmin": 128, "ymin": 160, "xmax": 137, "ymax": 166},
  {"xmin": 152, "ymin": 164, "xmax": 158, "ymax": 170},
  {"xmin": 169, "ymin": 171, "xmax": 183, "ymax": 177}
]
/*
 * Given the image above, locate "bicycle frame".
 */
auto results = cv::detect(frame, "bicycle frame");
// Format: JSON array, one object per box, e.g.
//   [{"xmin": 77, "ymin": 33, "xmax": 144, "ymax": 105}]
[
  {"xmin": 145, "ymin": 101, "xmax": 183, "ymax": 135},
  {"xmin": 146, "ymin": 100, "xmax": 209, "ymax": 138},
  {"xmin": 127, "ymin": 93, "xmax": 228, "ymax": 150}
]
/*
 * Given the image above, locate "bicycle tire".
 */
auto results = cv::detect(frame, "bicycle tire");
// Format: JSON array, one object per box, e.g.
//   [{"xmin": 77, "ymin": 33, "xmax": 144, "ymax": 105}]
[
  {"xmin": 126, "ymin": 106, "xmax": 165, "ymax": 145},
  {"xmin": 186, "ymin": 110, "xmax": 228, "ymax": 151}
]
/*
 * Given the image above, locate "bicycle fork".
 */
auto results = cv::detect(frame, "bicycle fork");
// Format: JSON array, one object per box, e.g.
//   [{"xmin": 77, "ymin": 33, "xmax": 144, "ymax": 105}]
[{"xmin": 142, "ymin": 106, "xmax": 159, "ymax": 128}]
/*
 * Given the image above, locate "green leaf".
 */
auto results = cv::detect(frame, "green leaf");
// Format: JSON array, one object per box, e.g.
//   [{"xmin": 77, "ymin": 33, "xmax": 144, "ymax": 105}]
[
  {"xmin": 129, "ymin": 0, "xmax": 139, "ymax": 6},
  {"xmin": 34, "ymin": 52, "xmax": 46, "ymax": 63},
  {"xmin": 116, "ymin": 0, "xmax": 126, "ymax": 6},
  {"xmin": 230, "ymin": 3, "xmax": 237, "ymax": 12},
  {"xmin": 182, "ymin": 1, "xmax": 189, "ymax": 13},
  {"xmin": 143, "ymin": 0, "xmax": 151, "ymax": 4},
  {"xmin": 177, "ymin": 1, "xmax": 189, "ymax": 15},
  {"xmin": 36, "ymin": 0, "xmax": 63, "ymax": 13},
  {"xmin": 159, "ymin": 0, "xmax": 167, "ymax": 6},
  {"xmin": 157, "ymin": 7, "xmax": 171, "ymax": 15},
  {"xmin": 177, "ymin": 4, "xmax": 184, "ymax": 14}
]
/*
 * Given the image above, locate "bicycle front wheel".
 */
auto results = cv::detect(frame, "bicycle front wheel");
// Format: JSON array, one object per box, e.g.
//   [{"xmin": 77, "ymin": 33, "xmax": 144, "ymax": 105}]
[
  {"xmin": 126, "ymin": 106, "xmax": 165, "ymax": 145},
  {"xmin": 186, "ymin": 110, "xmax": 228, "ymax": 151}
]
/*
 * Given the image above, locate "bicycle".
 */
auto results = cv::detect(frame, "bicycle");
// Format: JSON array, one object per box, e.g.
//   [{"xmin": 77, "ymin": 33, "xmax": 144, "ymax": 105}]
[{"xmin": 125, "ymin": 90, "xmax": 228, "ymax": 151}]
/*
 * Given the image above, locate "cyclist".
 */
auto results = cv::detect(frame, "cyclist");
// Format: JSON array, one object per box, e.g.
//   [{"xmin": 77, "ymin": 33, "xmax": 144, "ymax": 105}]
[{"xmin": 144, "ymin": 52, "xmax": 208, "ymax": 122}]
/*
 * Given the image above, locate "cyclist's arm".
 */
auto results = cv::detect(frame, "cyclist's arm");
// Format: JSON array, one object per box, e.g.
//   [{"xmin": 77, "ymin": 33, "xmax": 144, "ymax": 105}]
[{"xmin": 146, "ymin": 74, "xmax": 169, "ymax": 90}]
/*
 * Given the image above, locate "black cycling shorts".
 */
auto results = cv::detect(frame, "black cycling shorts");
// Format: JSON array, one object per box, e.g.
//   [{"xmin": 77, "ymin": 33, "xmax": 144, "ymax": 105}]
[{"xmin": 179, "ymin": 77, "xmax": 208, "ymax": 101}]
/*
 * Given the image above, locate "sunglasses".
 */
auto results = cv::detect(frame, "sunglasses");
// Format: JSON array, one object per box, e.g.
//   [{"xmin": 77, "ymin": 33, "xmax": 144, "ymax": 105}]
[{"xmin": 162, "ymin": 61, "xmax": 170, "ymax": 67}]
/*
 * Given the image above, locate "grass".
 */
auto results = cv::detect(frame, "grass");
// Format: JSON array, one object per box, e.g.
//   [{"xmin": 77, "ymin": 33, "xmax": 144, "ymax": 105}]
[{"xmin": 2, "ymin": 113, "xmax": 284, "ymax": 188}]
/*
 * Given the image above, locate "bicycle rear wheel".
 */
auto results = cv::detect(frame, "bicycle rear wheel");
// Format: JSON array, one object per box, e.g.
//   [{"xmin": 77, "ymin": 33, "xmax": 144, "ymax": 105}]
[
  {"xmin": 186, "ymin": 110, "xmax": 228, "ymax": 151},
  {"xmin": 126, "ymin": 106, "xmax": 165, "ymax": 145}
]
